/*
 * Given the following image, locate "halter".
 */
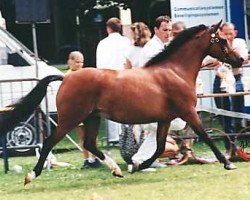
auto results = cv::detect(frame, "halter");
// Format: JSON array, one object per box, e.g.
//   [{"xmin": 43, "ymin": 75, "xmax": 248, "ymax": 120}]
[
  {"xmin": 210, "ymin": 32, "xmax": 231, "ymax": 63},
  {"xmin": 210, "ymin": 33, "xmax": 219, "ymax": 43}
]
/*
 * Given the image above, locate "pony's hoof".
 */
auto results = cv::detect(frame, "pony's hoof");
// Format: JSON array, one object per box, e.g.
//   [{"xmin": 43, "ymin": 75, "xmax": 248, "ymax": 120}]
[
  {"xmin": 224, "ymin": 163, "xmax": 237, "ymax": 170},
  {"xmin": 111, "ymin": 170, "xmax": 123, "ymax": 178},
  {"xmin": 24, "ymin": 175, "xmax": 32, "ymax": 185},
  {"xmin": 24, "ymin": 171, "xmax": 36, "ymax": 186},
  {"xmin": 111, "ymin": 168, "xmax": 123, "ymax": 178}
]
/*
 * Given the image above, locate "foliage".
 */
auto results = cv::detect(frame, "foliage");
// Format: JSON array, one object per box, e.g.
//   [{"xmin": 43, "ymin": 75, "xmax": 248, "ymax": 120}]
[{"xmin": 80, "ymin": 0, "xmax": 132, "ymax": 14}]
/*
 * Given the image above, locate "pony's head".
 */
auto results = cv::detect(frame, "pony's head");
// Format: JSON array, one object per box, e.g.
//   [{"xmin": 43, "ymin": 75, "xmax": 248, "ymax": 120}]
[{"xmin": 207, "ymin": 20, "xmax": 244, "ymax": 68}]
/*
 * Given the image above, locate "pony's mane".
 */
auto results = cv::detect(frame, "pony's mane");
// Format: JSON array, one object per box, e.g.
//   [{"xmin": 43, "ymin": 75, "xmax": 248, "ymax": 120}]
[{"xmin": 144, "ymin": 24, "xmax": 207, "ymax": 67}]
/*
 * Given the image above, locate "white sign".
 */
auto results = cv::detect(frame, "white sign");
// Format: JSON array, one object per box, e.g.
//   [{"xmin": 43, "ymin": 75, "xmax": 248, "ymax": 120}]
[{"xmin": 170, "ymin": 0, "xmax": 227, "ymax": 27}]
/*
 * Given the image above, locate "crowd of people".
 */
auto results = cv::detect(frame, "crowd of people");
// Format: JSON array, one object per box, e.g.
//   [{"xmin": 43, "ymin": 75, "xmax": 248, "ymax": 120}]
[{"xmin": 65, "ymin": 15, "xmax": 249, "ymax": 171}]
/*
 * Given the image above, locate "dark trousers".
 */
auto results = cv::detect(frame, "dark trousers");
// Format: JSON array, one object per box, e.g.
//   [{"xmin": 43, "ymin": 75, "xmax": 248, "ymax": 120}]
[
  {"xmin": 213, "ymin": 76, "xmax": 233, "ymax": 151},
  {"xmin": 213, "ymin": 76, "xmax": 233, "ymax": 134},
  {"xmin": 213, "ymin": 74, "xmax": 245, "ymax": 151},
  {"xmin": 232, "ymin": 74, "xmax": 245, "ymax": 132}
]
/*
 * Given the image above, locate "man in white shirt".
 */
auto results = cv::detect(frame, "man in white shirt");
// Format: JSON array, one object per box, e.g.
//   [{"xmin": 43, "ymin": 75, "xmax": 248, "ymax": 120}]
[
  {"xmin": 220, "ymin": 23, "xmax": 248, "ymax": 146},
  {"xmin": 96, "ymin": 17, "xmax": 130, "ymax": 70},
  {"xmin": 202, "ymin": 22, "xmax": 248, "ymax": 153},
  {"xmin": 131, "ymin": 16, "xmax": 186, "ymax": 170},
  {"xmin": 96, "ymin": 17, "xmax": 130, "ymax": 143},
  {"xmin": 139, "ymin": 15, "xmax": 173, "ymax": 66}
]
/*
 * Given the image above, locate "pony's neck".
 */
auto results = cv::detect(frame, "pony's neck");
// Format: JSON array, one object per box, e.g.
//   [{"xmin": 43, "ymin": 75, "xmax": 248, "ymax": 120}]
[{"xmin": 167, "ymin": 37, "xmax": 208, "ymax": 82}]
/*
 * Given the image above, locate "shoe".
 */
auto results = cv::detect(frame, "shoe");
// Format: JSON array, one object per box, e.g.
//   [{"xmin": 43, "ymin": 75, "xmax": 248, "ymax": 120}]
[
  {"xmin": 127, "ymin": 164, "xmax": 156, "ymax": 173},
  {"xmin": 90, "ymin": 158, "xmax": 102, "ymax": 168},
  {"xmin": 127, "ymin": 164, "xmax": 133, "ymax": 173},
  {"xmin": 141, "ymin": 168, "xmax": 156, "ymax": 172},
  {"xmin": 150, "ymin": 160, "xmax": 167, "ymax": 168},
  {"xmin": 81, "ymin": 160, "xmax": 92, "ymax": 169}
]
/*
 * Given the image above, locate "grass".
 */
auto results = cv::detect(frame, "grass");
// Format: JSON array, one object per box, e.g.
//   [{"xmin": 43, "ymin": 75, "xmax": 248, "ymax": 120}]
[
  {"xmin": 1, "ymin": 147, "xmax": 250, "ymax": 200},
  {"xmin": 1, "ymin": 119, "xmax": 250, "ymax": 200}
]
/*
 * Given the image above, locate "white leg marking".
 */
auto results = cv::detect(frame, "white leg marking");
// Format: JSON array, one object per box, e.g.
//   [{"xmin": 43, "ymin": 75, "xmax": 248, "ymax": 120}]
[
  {"xmin": 103, "ymin": 154, "xmax": 123, "ymax": 177},
  {"xmin": 24, "ymin": 171, "xmax": 36, "ymax": 185}
]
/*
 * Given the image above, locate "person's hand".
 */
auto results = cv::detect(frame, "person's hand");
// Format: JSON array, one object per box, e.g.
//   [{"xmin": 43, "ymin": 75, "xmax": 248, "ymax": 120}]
[
  {"xmin": 124, "ymin": 59, "xmax": 132, "ymax": 69},
  {"xmin": 203, "ymin": 60, "xmax": 220, "ymax": 68},
  {"xmin": 143, "ymin": 130, "xmax": 150, "ymax": 136}
]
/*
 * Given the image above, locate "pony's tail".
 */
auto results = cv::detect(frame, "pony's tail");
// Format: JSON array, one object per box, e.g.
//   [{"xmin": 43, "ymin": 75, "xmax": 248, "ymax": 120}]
[{"xmin": 0, "ymin": 75, "xmax": 64, "ymax": 136}]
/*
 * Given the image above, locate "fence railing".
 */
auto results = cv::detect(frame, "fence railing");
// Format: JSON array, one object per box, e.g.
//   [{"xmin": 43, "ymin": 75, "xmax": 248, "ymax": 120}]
[{"xmin": 0, "ymin": 78, "xmax": 48, "ymax": 173}]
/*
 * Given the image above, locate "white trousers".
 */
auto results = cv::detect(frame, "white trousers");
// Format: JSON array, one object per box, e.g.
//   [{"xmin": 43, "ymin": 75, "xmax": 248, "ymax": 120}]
[
  {"xmin": 107, "ymin": 120, "xmax": 121, "ymax": 142},
  {"xmin": 132, "ymin": 118, "xmax": 186, "ymax": 164}
]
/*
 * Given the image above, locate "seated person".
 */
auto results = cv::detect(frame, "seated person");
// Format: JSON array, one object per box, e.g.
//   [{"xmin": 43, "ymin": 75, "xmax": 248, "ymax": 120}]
[{"xmin": 119, "ymin": 119, "xmax": 189, "ymax": 171}]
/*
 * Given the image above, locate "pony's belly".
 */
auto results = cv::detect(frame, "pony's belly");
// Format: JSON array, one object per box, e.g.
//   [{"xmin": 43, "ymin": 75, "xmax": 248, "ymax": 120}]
[
  {"xmin": 98, "ymin": 80, "xmax": 168, "ymax": 123},
  {"xmin": 100, "ymin": 102, "xmax": 167, "ymax": 124}
]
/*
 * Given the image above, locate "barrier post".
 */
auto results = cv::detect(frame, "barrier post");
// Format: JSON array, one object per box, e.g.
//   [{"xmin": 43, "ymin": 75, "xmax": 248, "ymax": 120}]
[{"xmin": 1, "ymin": 135, "xmax": 9, "ymax": 174}]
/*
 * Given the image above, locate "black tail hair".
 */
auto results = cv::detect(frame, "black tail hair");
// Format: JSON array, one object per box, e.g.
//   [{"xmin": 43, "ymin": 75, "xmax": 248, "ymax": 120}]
[{"xmin": 0, "ymin": 75, "xmax": 64, "ymax": 137}]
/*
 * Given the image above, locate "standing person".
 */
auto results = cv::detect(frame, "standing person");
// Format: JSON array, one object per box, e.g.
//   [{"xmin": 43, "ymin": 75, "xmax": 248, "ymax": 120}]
[
  {"xmin": 203, "ymin": 22, "xmax": 248, "ymax": 153},
  {"xmin": 96, "ymin": 17, "xmax": 131, "ymax": 144},
  {"xmin": 66, "ymin": 51, "xmax": 101, "ymax": 169},
  {"xmin": 139, "ymin": 15, "xmax": 173, "ymax": 66},
  {"xmin": 96, "ymin": 17, "xmax": 130, "ymax": 70},
  {"xmin": 124, "ymin": 22, "xmax": 151, "ymax": 69},
  {"xmin": 172, "ymin": 21, "xmax": 186, "ymax": 37},
  {"xmin": 222, "ymin": 22, "xmax": 248, "ymax": 133},
  {"xmin": 130, "ymin": 16, "xmax": 186, "ymax": 170},
  {"xmin": 205, "ymin": 56, "xmax": 235, "ymax": 136}
]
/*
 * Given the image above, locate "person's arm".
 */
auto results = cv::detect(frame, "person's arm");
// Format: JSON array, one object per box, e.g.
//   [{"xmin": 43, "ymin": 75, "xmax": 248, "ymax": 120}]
[
  {"xmin": 237, "ymin": 39, "xmax": 248, "ymax": 63},
  {"xmin": 202, "ymin": 56, "xmax": 220, "ymax": 68},
  {"xmin": 96, "ymin": 41, "xmax": 106, "ymax": 68},
  {"xmin": 217, "ymin": 69, "xmax": 227, "ymax": 79}
]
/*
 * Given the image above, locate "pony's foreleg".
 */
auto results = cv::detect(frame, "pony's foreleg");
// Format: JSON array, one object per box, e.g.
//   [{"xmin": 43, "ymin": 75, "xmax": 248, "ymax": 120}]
[
  {"xmin": 84, "ymin": 116, "xmax": 122, "ymax": 177},
  {"xmin": 187, "ymin": 110, "xmax": 236, "ymax": 170},
  {"xmin": 103, "ymin": 153, "xmax": 123, "ymax": 177},
  {"xmin": 135, "ymin": 122, "xmax": 169, "ymax": 172}
]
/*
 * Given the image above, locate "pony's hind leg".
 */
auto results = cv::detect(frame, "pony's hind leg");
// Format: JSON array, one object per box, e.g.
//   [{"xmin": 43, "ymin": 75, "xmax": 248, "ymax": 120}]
[
  {"xmin": 84, "ymin": 115, "xmax": 123, "ymax": 177},
  {"xmin": 24, "ymin": 126, "xmax": 70, "ymax": 185},
  {"xmin": 134, "ymin": 122, "xmax": 169, "ymax": 172},
  {"xmin": 186, "ymin": 110, "xmax": 236, "ymax": 170}
]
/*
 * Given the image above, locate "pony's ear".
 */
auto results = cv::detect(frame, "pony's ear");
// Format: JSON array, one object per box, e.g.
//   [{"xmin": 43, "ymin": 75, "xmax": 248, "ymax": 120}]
[{"xmin": 209, "ymin": 20, "xmax": 222, "ymax": 33}]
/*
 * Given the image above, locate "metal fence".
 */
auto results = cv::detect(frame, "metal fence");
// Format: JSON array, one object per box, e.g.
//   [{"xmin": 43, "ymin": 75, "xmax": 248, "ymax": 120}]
[{"xmin": 0, "ymin": 78, "xmax": 50, "ymax": 173}]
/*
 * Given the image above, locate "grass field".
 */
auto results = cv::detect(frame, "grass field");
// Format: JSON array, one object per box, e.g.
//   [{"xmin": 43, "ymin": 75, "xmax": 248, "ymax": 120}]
[
  {"xmin": 1, "ymin": 114, "xmax": 250, "ymax": 200},
  {"xmin": 1, "ymin": 134, "xmax": 250, "ymax": 200}
]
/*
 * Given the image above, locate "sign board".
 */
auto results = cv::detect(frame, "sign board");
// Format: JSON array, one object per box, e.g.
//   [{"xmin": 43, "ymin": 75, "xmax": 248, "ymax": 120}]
[
  {"xmin": 170, "ymin": 0, "xmax": 228, "ymax": 108},
  {"xmin": 170, "ymin": 0, "xmax": 227, "ymax": 27},
  {"xmin": 15, "ymin": 0, "xmax": 51, "ymax": 24}
]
